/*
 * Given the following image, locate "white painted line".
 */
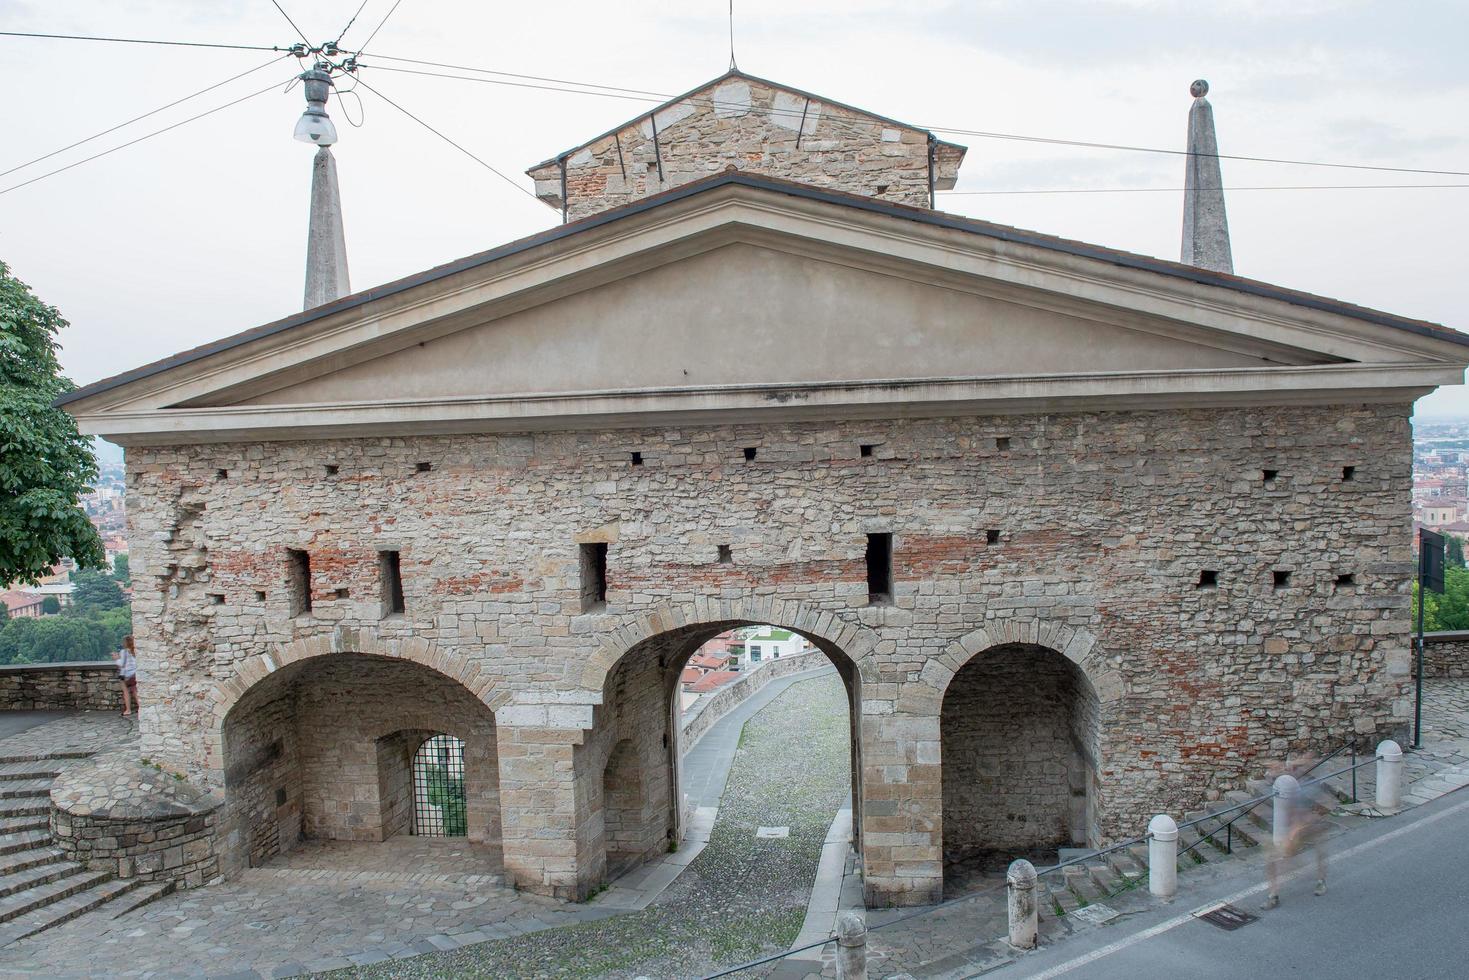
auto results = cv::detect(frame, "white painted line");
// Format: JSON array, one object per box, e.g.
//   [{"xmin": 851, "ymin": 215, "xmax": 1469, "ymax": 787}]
[{"xmin": 1022, "ymin": 795, "xmax": 1469, "ymax": 979}]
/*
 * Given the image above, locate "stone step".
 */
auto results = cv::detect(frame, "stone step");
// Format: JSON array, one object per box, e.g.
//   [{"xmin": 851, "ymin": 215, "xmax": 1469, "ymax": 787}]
[
  {"xmin": 1085, "ymin": 860, "xmax": 1126, "ymax": 897},
  {"xmin": 1184, "ymin": 812, "xmax": 1259, "ymax": 853},
  {"xmin": 0, "ymin": 780, "xmax": 53, "ymax": 801},
  {"xmin": 0, "ymin": 868, "xmax": 111, "ymax": 925},
  {"xmin": 0, "ymin": 797, "xmax": 50, "ymax": 820},
  {"xmin": 1228, "ymin": 789, "xmax": 1275, "ymax": 833},
  {"xmin": 1063, "ymin": 865, "xmax": 1107, "ymax": 905},
  {"xmin": 109, "ymin": 880, "xmax": 173, "ymax": 918},
  {"xmin": 1103, "ymin": 846, "xmax": 1147, "ymax": 882},
  {"xmin": 1043, "ymin": 878, "xmax": 1080, "ymax": 916},
  {"xmin": 0, "ymin": 858, "xmax": 83, "ymax": 900},
  {"xmin": 0, "ymin": 876, "xmax": 141, "ymax": 947},
  {"xmin": 0, "ymin": 763, "xmax": 61, "ymax": 782},
  {"xmin": 0, "ymin": 751, "xmax": 91, "ymax": 768},
  {"xmin": 0, "ymin": 816, "xmax": 48, "ymax": 838},
  {"xmin": 0, "ymin": 847, "xmax": 66, "ymax": 879},
  {"xmin": 0, "ymin": 831, "xmax": 53, "ymax": 858},
  {"xmin": 1176, "ymin": 826, "xmax": 1219, "ymax": 866}
]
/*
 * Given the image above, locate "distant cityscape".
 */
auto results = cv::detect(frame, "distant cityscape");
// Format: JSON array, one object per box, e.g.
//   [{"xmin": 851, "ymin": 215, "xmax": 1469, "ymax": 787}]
[{"xmin": 1413, "ymin": 417, "xmax": 1469, "ymax": 542}]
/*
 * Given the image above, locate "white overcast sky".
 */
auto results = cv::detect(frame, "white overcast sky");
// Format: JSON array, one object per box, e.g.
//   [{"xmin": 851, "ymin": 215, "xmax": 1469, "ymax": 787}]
[{"xmin": 3, "ymin": 0, "xmax": 1467, "ymax": 443}]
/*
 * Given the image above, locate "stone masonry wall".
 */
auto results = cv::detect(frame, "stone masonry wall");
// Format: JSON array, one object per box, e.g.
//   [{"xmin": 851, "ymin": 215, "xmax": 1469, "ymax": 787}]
[
  {"xmin": 124, "ymin": 403, "xmax": 1414, "ymax": 904},
  {"xmin": 1419, "ymin": 631, "xmax": 1469, "ymax": 678},
  {"xmin": 0, "ymin": 662, "xmax": 121, "ymax": 711},
  {"xmin": 527, "ymin": 74, "xmax": 964, "ymax": 220}
]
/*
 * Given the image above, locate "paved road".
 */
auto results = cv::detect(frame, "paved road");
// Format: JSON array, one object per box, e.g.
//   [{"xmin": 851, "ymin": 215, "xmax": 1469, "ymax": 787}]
[{"xmin": 1004, "ymin": 789, "xmax": 1469, "ymax": 980}]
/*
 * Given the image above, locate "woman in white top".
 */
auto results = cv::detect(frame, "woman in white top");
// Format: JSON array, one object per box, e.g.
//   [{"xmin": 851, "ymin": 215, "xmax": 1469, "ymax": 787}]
[{"xmin": 113, "ymin": 635, "xmax": 138, "ymax": 718}]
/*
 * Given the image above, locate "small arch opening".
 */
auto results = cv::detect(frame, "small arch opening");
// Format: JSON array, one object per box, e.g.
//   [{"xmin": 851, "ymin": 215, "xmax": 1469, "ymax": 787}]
[{"xmin": 412, "ymin": 734, "xmax": 468, "ymax": 838}]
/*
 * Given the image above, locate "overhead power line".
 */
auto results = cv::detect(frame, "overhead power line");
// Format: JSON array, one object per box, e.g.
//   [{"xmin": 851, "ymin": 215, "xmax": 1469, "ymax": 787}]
[
  {"xmin": 336, "ymin": 0, "xmax": 373, "ymax": 45},
  {"xmin": 352, "ymin": 75, "xmax": 539, "ymax": 202},
  {"xmin": 357, "ymin": 0, "xmax": 407, "ymax": 57},
  {"xmin": 0, "ymin": 29, "xmax": 283, "ymax": 52},
  {"xmin": 361, "ymin": 53, "xmax": 1469, "ymax": 179},
  {"xmin": 0, "ymin": 76, "xmax": 292, "ymax": 197},
  {"xmin": 0, "ymin": 54, "xmax": 290, "ymax": 181},
  {"xmin": 268, "ymin": 0, "xmax": 313, "ymax": 47},
  {"xmin": 941, "ymin": 183, "xmax": 1469, "ymax": 196}
]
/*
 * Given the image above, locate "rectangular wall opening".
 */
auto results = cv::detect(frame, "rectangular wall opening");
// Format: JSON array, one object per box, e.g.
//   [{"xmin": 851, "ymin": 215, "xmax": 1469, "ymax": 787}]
[
  {"xmin": 986, "ymin": 529, "xmax": 1001, "ymax": 545},
  {"xmin": 866, "ymin": 533, "xmax": 893, "ymax": 605},
  {"xmin": 580, "ymin": 542, "xmax": 609, "ymax": 612},
  {"xmin": 631, "ymin": 451, "xmax": 643, "ymax": 466},
  {"xmin": 1273, "ymin": 569, "xmax": 1292, "ymax": 588},
  {"xmin": 1342, "ymin": 466, "xmax": 1356, "ymax": 482},
  {"xmin": 286, "ymin": 549, "xmax": 312, "ymax": 616},
  {"xmin": 717, "ymin": 544, "xmax": 733, "ymax": 564},
  {"xmin": 380, "ymin": 550, "xmax": 405, "ymax": 616},
  {"xmin": 860, "ymin": 444, "xmax": 874, "ymax": 458},
  {"xmin": 1197, "ymin": 569, "xmax": 1218, "ymax": 589},
  {"xmin": 743, "ymin": 447, "xmax": 758, "ymax": 461}
]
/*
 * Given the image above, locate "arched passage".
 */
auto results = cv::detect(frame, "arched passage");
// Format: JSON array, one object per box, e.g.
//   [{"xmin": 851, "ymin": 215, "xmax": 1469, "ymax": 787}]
[
  {"xmin": 939, "ymin": 641, "xmax": 1102, "ymax": 892},
  {"xmin": 217, "ymin": 651, "xmax": 500, "ymax": 875},
  {"xmin": 581, "ymin": 614, "xmax": 867, "ymax": 887}
]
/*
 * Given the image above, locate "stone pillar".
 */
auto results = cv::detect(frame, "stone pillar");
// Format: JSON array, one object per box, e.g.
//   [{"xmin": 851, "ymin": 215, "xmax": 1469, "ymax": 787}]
[
  {"xmin": 859, "ymin": 708, "xmax": 943, "ymax": 907},
  {"xmin": 1006, "ymin": 858, "xmax": 1039, "ymax": 949},
  {"xmin": 304, "ymin": 145, "xmax": 350, "ymax": 310},
  {"xmin": 1376, "ymin": 739, "xmax": 1403, "ymax": 811},
  {"xmin": 1181, "ymin": 79, "xmax": 1233, "ymax": 274},
  {"xmin": 1272, "ymin": 774, "xmax": 1299, "ymax": 847},
  {"xmin": 1147, "ymin": 814, "xmax": 1178, "ymax": 899},
  {"xmin": 494, "ymin": 702, "xmax": 601, "ymax": 900},
  {"xmin": 835, "ymin": 910, "xmax": 868, "ymax": 980}
]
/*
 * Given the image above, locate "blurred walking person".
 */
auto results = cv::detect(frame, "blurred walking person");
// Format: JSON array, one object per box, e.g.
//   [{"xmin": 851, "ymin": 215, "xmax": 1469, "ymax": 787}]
[{"xmin": 1261, "ymin": 756, "xmax": 1329, "ymax": 909}]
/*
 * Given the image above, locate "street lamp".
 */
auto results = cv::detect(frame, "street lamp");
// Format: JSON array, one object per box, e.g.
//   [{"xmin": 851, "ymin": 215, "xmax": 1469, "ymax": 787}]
[{"xmin": 293, "ymin": 67, "xmax": 338, "ymax": 146}]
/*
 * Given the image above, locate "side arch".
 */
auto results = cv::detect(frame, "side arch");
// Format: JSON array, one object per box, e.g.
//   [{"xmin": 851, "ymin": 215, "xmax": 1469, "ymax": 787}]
[
  {"xmin": 208, "ymin": 628, "xmax": 511, "ymax": 728},
  {"xmin": 909, "ymin": 620, "xmax": 1121, "ymax": 713}
]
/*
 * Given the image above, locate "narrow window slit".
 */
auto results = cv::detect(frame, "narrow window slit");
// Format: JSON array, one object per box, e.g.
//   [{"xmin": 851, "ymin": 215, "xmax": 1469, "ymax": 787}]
[
  {"xmin": 986, "ymin": 529, "xmax": 1001, "ymax": 545},
  {"xmin": 717, "ymin": 544, "xmax": 733, "ymax": 564},
  {"xmin": 743, "ymin": 447, "xmax": 758, "ymax": 461},
  {"xmin": 580, "ymin": 542, "xmax": 608, "ymax": 612},
  {"xmin": 866, "ymin": 533, "xmax": 893, "ymax": 605},
  {"xmin": 1197, "ymin": 569, "xmax": 1218, "ymax": 589},
  {"xmin": 380, "ymin": 550, "xmax": 405, "ymax": 616},
  {"xmin": 1342, "ymin": 466, "xmax": 1356, "ymax": 482},
  {"xmin": 630, "ymin": 452, "xmax": 643, "ymax": 466},
  {"xmin": 287, "ymin": 549, "xmax": 312, "ymax": 616}
]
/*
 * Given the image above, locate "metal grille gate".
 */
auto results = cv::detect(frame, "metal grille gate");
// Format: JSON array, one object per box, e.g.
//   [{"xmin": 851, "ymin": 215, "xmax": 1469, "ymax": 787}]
[{"xmin": 411, "ymin": 733, "xmax": 468, "ymax": 837}]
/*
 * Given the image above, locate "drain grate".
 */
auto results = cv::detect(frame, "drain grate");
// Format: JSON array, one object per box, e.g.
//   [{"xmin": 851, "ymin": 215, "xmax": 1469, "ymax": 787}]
[{"xmin": 1196, "ymin": 903, "xmax": 1259, "ymax": 931}]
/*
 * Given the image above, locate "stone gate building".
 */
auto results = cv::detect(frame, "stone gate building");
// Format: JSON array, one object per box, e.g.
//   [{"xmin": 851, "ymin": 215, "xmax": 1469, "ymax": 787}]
[{"xmin": 60, "ymin": 70, "xmax": 1469, "ymax": 907}]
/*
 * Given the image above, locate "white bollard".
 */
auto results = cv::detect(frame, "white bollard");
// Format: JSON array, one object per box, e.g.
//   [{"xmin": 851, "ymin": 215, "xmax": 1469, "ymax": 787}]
[
  {"xmin": 1272, "ymin": 774, "xmax": 1299, "ymax": 847},
  {"xmin": 1148, "ymin": 814, "xmax": 1178, "ymax": 899},
  {"xmin": 835, "ymin": 910, "xmax": 867, "ymax": 980},
  {"xmin": 1007, "ymin": 859, "xmax": 1039, "ymax": 949},
  {"xmin": 1376, "ymin": 739, "xmax": 1403, "ymax": 811}
]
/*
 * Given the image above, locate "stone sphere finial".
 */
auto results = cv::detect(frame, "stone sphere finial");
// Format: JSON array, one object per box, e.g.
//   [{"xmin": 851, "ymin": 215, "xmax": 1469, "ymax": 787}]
[{"xmin": 1190, "ymin": 79, "xmax": 1210, "ymax": 98}]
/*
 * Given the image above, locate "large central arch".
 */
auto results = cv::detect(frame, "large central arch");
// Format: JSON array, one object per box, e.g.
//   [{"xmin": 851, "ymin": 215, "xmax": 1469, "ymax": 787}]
[{"xmin": 577, "ymin": 599, "xmax": 879, "ymax": 886}]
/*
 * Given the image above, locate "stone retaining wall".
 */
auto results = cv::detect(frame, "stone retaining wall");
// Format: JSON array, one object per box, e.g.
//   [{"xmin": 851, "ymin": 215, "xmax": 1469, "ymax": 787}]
[
  {"xmin": 0, "ymin": 662, "xmax": 120, "ymax": 712},
  {"xmin": 680, "ymin": 650, "xmax": 827, "ymax": 750},
  {"xmin": 1420, "ymin": 631, "xmax": 1469, "ymax": 679},
  {"xmin": 49, "ymin": 749, "xmax": 222, "ymax": 889}
]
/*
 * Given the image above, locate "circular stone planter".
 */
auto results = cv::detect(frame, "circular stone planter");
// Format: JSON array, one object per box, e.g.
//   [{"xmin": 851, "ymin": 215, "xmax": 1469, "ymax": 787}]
[{"xmin": 50, "ymin": 749, "xmax": 224, "ymax": 888}]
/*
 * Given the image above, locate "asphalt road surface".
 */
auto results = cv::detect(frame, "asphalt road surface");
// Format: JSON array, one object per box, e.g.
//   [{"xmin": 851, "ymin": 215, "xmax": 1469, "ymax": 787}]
[{"xmin": 1005, "ymin": 789, "xmax": 1469, "ymax": 980}]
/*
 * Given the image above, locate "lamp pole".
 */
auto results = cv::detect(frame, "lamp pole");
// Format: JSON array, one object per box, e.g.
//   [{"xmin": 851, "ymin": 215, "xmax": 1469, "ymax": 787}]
[{"xmin": 295, "ymin": 63, "xmax": 349, "ymax": 310}]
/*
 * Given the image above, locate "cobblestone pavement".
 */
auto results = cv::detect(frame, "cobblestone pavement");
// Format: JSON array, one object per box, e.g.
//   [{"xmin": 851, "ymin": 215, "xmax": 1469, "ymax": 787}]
[
  {"xmin": 265, "ymin": 837, "xmax": 504, "ymax": 878},
  {"xmin": 331, "ymin": 671, "xmax": 852, "ymax": 980}
]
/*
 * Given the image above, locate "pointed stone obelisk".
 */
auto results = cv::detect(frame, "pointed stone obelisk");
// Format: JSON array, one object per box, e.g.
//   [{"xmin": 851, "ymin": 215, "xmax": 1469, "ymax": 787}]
[
  {"xmin": 304, "ymin": 146, "xmax": 350, "ymax": 310},
  {"xmin": 1181, "ymin": 79, "xmax": 1233, "ymax": 274}
]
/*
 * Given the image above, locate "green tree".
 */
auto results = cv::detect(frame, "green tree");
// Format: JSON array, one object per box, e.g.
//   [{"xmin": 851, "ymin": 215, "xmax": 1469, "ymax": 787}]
[
  {"xmin": 0, "ymin": 615, "xmax": 108, "ymax": 665},
  {"xmin": 70, "ymin": 569, "xmax": 125, "ymax": 612},
  {"xmin": 0, "ymin": 261, "xmax": 104, "ymax": 584},
  {"xmin": 40, "ymin": 595, "xmax": 59, "ymax": 614},
  {"xmin": 1448, "ymin": 536, "xmax": 1466, "ymax": 570},
  {"xmin": 1412, "ymin": 564, "xmax": 1469, "ymax": 632},
  {"xmin": 111, "ymin": 552, "xmax": 130, "ymax": 584}
]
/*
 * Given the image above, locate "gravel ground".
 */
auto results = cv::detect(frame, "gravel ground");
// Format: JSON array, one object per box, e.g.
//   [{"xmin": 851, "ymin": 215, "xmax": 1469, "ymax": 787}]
[{"xmin": 327, "ymin": 671, "xmax": 851, "ymax": 980}]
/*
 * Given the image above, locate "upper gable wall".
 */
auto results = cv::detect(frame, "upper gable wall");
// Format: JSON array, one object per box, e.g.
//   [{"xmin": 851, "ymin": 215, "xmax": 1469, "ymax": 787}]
[
  {"xmin": 234, "ymin": 243, "xmax": 1295, "ymax": 408},
  {"xmin": 527, "ymin": 76, "xmax": 963, "ymax": 220}
]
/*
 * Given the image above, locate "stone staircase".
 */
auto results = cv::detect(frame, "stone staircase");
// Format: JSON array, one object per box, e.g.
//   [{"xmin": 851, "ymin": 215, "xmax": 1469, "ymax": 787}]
[
  {"xmin": 1040, "ymin": 774, "xmax": 1341, "ymax": 917},
  {"xmin": 0, "ymin": 753, "xmax": 172, "ymax": 946}
]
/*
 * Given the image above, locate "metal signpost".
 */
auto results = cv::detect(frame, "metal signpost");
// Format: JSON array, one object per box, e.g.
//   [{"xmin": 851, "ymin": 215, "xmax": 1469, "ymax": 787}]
[{"xmin": 1416, "ymin": 528, "xmax": 1446, "ymax": 749}]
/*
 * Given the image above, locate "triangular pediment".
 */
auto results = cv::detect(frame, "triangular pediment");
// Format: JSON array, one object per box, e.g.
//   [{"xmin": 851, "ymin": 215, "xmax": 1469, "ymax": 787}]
[
  {"xmin": 60, "ymin": 174, "xmax": 1468, "ymax": 444},
  {"xmin": 231, "ymin": 242, "xmax": 1316, "ymax": 408}
]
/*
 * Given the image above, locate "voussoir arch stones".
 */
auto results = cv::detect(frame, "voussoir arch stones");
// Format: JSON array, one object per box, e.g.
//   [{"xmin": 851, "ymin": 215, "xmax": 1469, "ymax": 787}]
[
  {"xmin": 901, "ymin": 621, "xmax": 1122, "ymax": 715},
  {"xmin": 208, "ymin": 627, "xmax": 512, "ymax": 727},
  {"xmin": 579, "ymin": 597, "xmax": 883, "ymax": 692}
]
